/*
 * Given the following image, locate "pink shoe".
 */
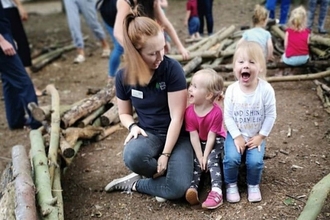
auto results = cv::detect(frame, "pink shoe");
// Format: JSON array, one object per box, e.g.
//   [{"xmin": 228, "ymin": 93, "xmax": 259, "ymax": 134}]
[
  {"xmin": 247, "ymin": 184, "xmax": 262, "ymax": 202},
  {"xmin": 226, "ymin": 183, "xmax": 240, "ymax": 203},
  {"xmin": 185, "ymin": 187, "xmax": 199, "ymax": 205},
  {"xmin": 202, "ymin": 191, "xmax": 223, "ymax": 209}
]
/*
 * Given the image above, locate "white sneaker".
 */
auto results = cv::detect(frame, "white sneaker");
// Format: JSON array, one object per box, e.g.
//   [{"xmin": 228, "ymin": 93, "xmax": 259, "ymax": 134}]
[
  {"xmin": 155, "ymin": 196, "xmax": 167, "ymax": 203},
  {"xmin": 73, "ymin": 54, "xmax": 85, "ymax": 64}
]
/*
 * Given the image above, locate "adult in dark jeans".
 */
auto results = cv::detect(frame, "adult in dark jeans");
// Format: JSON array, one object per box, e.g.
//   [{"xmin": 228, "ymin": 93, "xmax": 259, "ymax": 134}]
[
  {"xmin": 197, "ymin": 0, "xmax": 214, "ymax": 36},
  {"xmin": 0, "ymin": 1, "xmax": 41, "ymax": 130}
]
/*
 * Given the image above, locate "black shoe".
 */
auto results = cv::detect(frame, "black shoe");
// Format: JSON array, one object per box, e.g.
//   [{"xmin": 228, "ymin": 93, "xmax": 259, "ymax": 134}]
[
  {"xmin": 318, "ymin": 29, "xmax": 328, "ymax": 34},
  {"xmin": 105, "ymin": 172, "xmax": 142, "ymax": 193}
]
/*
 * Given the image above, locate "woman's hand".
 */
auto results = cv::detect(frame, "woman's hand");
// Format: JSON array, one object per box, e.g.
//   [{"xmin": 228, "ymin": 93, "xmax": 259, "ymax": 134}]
[
  {"xmin": 157, "ymin": 154, "xmax": 169, "ymax": 173},
  {"xmin": 123, "ymin": 125, "xmax": 148, "ymax": 145},
  {"xmin": 0, "ymin": 36, "xmax": 16, "ymax": 56}
]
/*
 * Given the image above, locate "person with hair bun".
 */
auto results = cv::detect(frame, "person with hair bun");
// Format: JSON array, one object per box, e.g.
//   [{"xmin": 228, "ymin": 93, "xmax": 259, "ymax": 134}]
[
  {"xmin": 237, "ymin": 4, "xmax": 274, "ymax": 62},
  {"xmin": 104, "ymin": 11, "xmax": 194, "ymax": 203}
]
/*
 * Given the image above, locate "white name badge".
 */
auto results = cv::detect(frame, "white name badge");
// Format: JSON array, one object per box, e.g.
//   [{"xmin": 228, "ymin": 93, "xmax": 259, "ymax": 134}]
[{"xmin": 132, "ymin": 89, "xmax": 143, "ymax": 99}]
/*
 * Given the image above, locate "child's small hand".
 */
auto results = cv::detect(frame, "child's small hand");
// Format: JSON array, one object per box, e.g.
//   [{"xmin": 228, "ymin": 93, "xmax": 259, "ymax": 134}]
[
  {"xmin": 246, "ymin": 135, "xmax": 264, "ymax": 151},
  {"xmin": 234, "ymin": 135, "xmax": 246, "ymax": 154}
]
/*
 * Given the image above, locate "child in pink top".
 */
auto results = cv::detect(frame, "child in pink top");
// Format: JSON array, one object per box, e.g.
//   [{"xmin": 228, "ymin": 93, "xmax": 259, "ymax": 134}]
[
  {"xmin": 184, "ymin": 68, "xmax": 226, "ymax": 209},
  {"xmin": 279, "ymin": 6, "xmax": 310, "ymax": 76}
]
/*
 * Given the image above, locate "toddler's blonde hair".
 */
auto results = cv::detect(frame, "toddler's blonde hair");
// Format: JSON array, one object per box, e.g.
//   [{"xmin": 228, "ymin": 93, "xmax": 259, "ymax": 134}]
[
  {"xmin": 288, "ymin": 6, "xmax": 307, "ymax": 31},
  {"xmin": 193, "ymin": 68, "xmax": 224, "ymax": 102},
  {"xmin": 233, "ymin": 41, "xmax": 267, "ymax": 79},
  {"xmin": 252, "ymin": 4, "xmax": 268, "ymax": 26}
]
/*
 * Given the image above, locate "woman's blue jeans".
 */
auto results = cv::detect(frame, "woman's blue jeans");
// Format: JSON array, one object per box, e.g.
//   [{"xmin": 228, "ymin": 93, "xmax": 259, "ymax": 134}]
[
  {"xmin": 266, "ymin": 0, "xmax": 290, "ymax": 25},
  {"xmin": 123, "ymin": 131, "xmax": 194, "ymax": 200},
  {"xmin": 104, "ymin": 23, "xmax": 124, "ymax": 78},
  {"xmin": 307, "ymin": 0, "xmax": 330, "ymax": 31},
  {"xmin": 223, "ymin": 132, "xmax": 265, "ymax": 186}
]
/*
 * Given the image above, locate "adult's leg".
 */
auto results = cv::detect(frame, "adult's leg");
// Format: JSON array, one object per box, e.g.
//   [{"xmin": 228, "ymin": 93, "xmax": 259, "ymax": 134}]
[
  {"xmin": 135, "ymin": 135, "xmax": 194, "ymax": 200},
  {"xmin": 204, "ymin": 0, "xmax": 214, "ymax": 35},
  {"xmin": 104, "ymin": 23, "xmax": 123, "ymax": 78},
  {"xmin": 245, "ymin": 141, "xmax": 266, "ymax": 185},
  {"xmin": 307, "ymin": 0, "xmax": 317, "ymax": 29},
  {"xmin": 279, "ymin": 0, "xmax": 290, "ymax": 25},
  {"xmin": 79, "ymin": 0, "xmax": 107, "ymax": 42},
  {"xmin": 0, "ymin": 34, "xmax": 40, "ymax": 129},
  {"xmin": 266, "ymin": 0, "xmax": 277, "ymax": 19},
  {"xmin": 63, "ymin": 0, "xmax": 84, "ymax": 49},
  {"xmin": 318, "ymin": 0, "xmax": 329, "ymax": 31},
  {"xmin": 223, "ymin": 133, "xmax": 241, "ymax": 184},
  {"xmin": 197, "ymin": 0, "xmax": 205, "ymax": 35}
]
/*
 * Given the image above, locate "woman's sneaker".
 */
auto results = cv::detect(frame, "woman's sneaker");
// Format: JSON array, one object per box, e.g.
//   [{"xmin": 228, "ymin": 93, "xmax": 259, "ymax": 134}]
[
  {"xmin": 185, "ymin": 187, "xmax": 199, "ymax": 205},
  {"xmin": 226, "ymin": 183, "xmax": 240, "ymax": 203},
  {"xmin": 105, "ymin": 172, "xmax": 141, "ymax": 193},
  {"xmin": 247, "ymin": 184, "xmax": 262, "ymax": 202},
  {"xmin": 202, "ymin": 191, "xmax": 223, "ymax": 209},
  {"xmin": 73, "ymin": 54, "xmax": 85, "ymax": 64}
]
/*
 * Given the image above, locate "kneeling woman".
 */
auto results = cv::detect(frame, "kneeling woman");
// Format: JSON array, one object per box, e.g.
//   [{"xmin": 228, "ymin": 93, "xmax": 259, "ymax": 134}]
[{"xmin": 105, "ymin": 9, "xmax": 194, "ymax": 201}]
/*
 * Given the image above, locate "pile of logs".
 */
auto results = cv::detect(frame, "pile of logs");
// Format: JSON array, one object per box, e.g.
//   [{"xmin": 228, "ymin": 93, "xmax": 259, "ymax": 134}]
[{"xmin": 0, "ymin": 22, "xmax": 330, "ymax": 219}]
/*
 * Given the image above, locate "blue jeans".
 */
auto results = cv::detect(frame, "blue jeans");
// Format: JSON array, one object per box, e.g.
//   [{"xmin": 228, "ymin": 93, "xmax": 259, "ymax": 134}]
[
  {"xmin": 282, "ymin": 54, "xmax": 309, "ymax": 66},
  {"xmin": 0, "ymin": 33, "xmax": 41, "ymax": 129},
  {"xmin": 266, "ymin": 0, "xmax": 290, "ymax": 25},
  {"xmin": 123, "ymin": 131, "xmax": 194, "ymax": 200},
  {"xmin": 307, "ymin": 0, "xmax": 330, "ymax": 31},
  {"xmin": 188, "ymin": 16, "xmax": 200, "ymax": 36},
  {"xmin": 104, "ymin": 23, "xmax": 124, "ymax": 78},
  {"xmin": 197, "ymin": 0, "xmax": 214, "ymax": 35},
  {"xmin": 223, "ymin": 133, "xmax": 265, "ymax": 186},
  {"xmin": 63, "ymin": 0, "xmax": 106, "ymax": 48}
]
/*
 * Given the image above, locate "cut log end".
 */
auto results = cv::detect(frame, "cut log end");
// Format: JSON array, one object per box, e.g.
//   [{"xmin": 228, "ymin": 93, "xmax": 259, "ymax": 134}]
[{"xmin": 62, "ymin": 148, "xmax": 75, "ymax": 158}]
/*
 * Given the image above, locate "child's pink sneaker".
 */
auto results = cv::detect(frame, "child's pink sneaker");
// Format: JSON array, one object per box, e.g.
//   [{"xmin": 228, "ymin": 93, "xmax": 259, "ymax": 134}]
[
  {"xmin": 226, "ymin": 183, "xmax": 240, "ymax": 203},
  {"xmin": 247, "ymin": 184, "xmax": 262, "ymax": 202},
  {"xmin": 202, "ymin": 191, "xmax": 223, "ymax": 209}
]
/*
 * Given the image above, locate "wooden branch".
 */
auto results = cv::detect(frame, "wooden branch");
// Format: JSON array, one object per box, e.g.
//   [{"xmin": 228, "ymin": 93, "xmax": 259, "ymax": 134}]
[
  {"xmin": 197, "ymin": 25, "xmax": 236, "ymax": 52},
  {"xmin": 59, "ymin": 134, "xmax": 75, "ymax": 158},
  {"xmin": 100, "ymin": 103, "xmax": 120, "ymax": 127},
  {"xmin": 223, "ymin": 69, "xmax": 330, "ymax": 87},
  {"xmin": 46, "ymin": 84, "xmax": 61, "ymax": 189},
  {"xmin": 29, "ymin": 130, "xmax": 58, "ymax": 218},
  {"xmin": 63, "ymin": 126, "xmax": 104, "ymax": 147},
  {"xmin": 0, "ymin": 182, "xmax": 15, "ymax": 220},
  {"xmin": 52, "ymin": 163, "xmax": 64, "ymax": 220},
  {"xmin": 77, "ymin": 104, "xmax": 111, "ymax": 128},
  {"xmin": 298, "ymin": 173, "xmax": 330, "ymax": 220},
  {"xmin": 167, "ymin": 50, "xmax": 218, "ymax": 62},
  {"xmin": 61, "ymin": 81, "xmax": 115, "ymax": 128},
  {"xmin": 31, "ymin": 44, "xmax": 75, "ymax": 72},
  {"xmin": 183, "ymin": 56, "xmax": 202, "ymax": 76},
  {"xmin": 62, "ymin": 140, "xmax": 83, "ymax": 169},
  {"xmin": 95, "ymin": 123, "xmax": 123, "ymax": 141},
  {"xmin": 12, "ymin": 145, "xmax": 37, "ymax": 220},
  {"xmin": 186, "ymin": 27, "xmax": 226, "ymax": 52}
]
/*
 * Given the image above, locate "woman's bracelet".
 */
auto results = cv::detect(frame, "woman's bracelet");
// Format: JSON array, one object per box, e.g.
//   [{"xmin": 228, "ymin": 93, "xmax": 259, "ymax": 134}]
[
  {"xmin": 128, "ymin": 122, "xmax": 137, "ymax": 132},
  {"xmin": 160, "ymin": 153, "xmax": 171, "ymax": 157}
]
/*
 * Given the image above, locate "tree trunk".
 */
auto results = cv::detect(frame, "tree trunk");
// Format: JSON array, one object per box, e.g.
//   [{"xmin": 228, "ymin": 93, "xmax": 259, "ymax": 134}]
[
  {"xmin": 183, "ymin": 56, "xmax": 202, "ymax": 76},
  {"xmin": 298, "ymin": 173, "xmax": 330, "ymax": 220},
  {"xmin": 12, "ymin": 145, "xmax": 37, "ymax": 220},
  {"xmin": 30, "ymin": 130, "xmax": 59, "ymax": 218},
  {"xmin": 46, "ymin": 84, "xmax": 61, "ymax": 189},
  {"xmin": 61, "ymin": 82, "xmax": 115, "ymax": 128},
  {"xmin": 100, "ymin": 103, "xmax": 120, "ymax": 127}
]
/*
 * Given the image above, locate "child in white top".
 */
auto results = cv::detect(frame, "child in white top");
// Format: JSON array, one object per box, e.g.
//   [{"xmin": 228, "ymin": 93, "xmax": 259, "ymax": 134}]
[{"xmin": 223, "ymin": 41, "xmax": 276, "ymax": 203}]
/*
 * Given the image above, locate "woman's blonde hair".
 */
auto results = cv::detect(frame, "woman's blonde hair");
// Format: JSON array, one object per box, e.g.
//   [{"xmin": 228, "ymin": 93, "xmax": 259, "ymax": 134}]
[
  {"xmin": 193, "ymin": 68, "xmax": 224, "ymax": 102},
  {"xmin": 288, "ymin": 6, "xmax": 307, "ymax": 31},
  {"xmin": 232, "ymin": 41, "xmax": 267, "ymax": 79},
  {"xmin": 252, "ymin": 4, "xmax": 268, "ymax": 26},
  {"xmin": 122, "ymin": 8, "xmax": 163, "ymax": 85}
]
